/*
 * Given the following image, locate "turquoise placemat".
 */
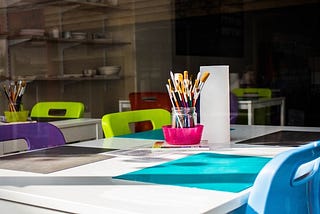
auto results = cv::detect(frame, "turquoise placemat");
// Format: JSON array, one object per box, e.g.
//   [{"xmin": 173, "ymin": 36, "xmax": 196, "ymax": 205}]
[
  {"xmin": 116, "ymin": 128, "xmax": 235, "ymax": 140},
  {"xmin": 116, "ymin": 129, "xmax": 164, "ymax": 140},
  {"xmin": 114, "ymin": 152, "xmax": 271, "ymax": 193}
]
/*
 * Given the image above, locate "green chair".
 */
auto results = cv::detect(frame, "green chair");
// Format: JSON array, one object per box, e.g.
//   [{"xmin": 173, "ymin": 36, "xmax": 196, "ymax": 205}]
[
  {"xmin": 231, "ymin": 88, "xmax": 272, "ymax": 125},
  {"xmin": 101, "ymin": 108, "xmax": 171, "ymax": 138},
  {"xmin": 30, "ymin": 101, "xmax": 85, "ymax": 121},
  {"xmin": 232, "ymin": 88, "xmax": 272, "ymax": 98}
]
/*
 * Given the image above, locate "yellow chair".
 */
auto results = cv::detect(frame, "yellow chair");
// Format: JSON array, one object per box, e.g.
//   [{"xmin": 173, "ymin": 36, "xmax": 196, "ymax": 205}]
[
  {"xmin": 231, "ymin": 88, "xmax": 272, "ymax": 125},
  {"xmin": 30, "ymin": 101, "xmax": 85, "ymax": 121},
  {"xmin": 101, "ymin": 108, "xmax": 171, "ymax": 138},
  {"xmin": 232, "ymin": 88, "xmax": 272, "ymax": 98}
]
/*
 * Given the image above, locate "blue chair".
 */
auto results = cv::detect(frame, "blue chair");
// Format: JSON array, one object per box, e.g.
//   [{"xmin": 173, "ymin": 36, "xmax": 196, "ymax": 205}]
[
  {"xmin": 246, "ymin": 141, "xmax": 320, "ymax": 214},
  {"xmin": 0, "ymin": 122, "xmax": 66, "ymax": 150}
]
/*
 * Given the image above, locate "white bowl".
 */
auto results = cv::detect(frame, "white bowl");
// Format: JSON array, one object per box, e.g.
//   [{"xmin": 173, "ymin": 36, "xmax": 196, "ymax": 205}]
[
  {"xmin": 97, "ymin": 66, "xmax": 121, "ymax": 76},
  {"xmin": 82, "ymin": 69, "xmax": 96, "ymax": 77}
]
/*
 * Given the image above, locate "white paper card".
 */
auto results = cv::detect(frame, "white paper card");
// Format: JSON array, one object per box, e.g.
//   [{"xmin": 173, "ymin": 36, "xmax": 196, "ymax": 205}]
[{"xmin": 200, "ymin": 65, "xmax": 230, "ymax": 145}]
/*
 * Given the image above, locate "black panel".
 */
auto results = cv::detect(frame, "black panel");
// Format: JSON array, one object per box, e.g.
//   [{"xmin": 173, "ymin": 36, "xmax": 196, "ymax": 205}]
[{"xmin": 236, "ymin": 131, "xmax": 320, "ymax": 147}]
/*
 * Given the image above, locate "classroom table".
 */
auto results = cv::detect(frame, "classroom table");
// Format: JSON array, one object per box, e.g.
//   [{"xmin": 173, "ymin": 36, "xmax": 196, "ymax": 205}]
[
  {"xmin": 50, "ymin": 118, "xmax": 103, "ymax": 142},
  {"xmin": 0, "ymin": 124, "xmax": 320, "ymax": 213},
  {"xmin": 119, "ymin": 98, "xmax": 286, "ymax": 126},
  {"xmin": 237, "ymin": 97, "xmax": 285, "ymax": 126}
]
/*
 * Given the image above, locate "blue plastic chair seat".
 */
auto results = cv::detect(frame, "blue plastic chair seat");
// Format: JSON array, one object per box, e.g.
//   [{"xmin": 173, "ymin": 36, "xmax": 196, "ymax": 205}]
[{"xmin": 246, "ymin": 141, "xmax": 320, "ymax": 214}]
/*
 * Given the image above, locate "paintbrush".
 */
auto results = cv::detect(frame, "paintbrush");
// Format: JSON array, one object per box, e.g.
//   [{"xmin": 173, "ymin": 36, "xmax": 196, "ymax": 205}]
[
  {"xmin": 193, "ymin": 71, "xmax": 211, "ymax": 106},
  {"xmin": 3, "ymin": 84, "xmax": 16, "ymax": 111}
]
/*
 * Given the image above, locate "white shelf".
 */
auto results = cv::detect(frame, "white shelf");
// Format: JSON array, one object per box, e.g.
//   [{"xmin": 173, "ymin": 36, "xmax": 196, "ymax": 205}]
[
  {"xmin": 7, "ymin": 36, "xmax": 130, "ymax": 47},
  {"xmin": 11, "ymin": 74, "xmax": 121, "ymax": 81},
  {"xmin": 5, "ymin": 0, "xmax": 121, "ymax": 10}
]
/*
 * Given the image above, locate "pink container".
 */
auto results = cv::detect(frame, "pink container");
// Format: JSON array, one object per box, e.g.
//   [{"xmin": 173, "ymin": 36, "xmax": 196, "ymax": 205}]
[{"xmin": 162, "ymin": 125, "xmax": 204, "ymax": 145}]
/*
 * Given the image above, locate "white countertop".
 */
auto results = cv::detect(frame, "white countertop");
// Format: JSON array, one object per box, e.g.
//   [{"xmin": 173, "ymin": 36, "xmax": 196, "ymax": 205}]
[
  {"xmin": 49, "ymin": 118, "xmax": 101, "ymax": 128},
  {"xmin": 1, "ymin": 124, "xmax": 320, "ymax": 213}
]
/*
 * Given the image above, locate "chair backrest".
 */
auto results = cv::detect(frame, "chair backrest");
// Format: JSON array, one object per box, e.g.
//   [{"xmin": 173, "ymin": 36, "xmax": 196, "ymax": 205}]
[
  {"xmin": 0, "ymin": 122, "xmax": 66, "ymax": 150},
  {"xmin": 101, "ymin": 108, "xmax": 171, "ymax": 138},
  {"xmin": 246, "ymin": 141, "xmax": 320, "ymax": 214},
  {"xmin": 129, "ymin": 92, "xmax": 172, "ymax": 131},
  {"xmin": 30, "ymin": 101, "xmax": 85, "ymax": 121},
  {"xmin": 231, "ymin": 88, "xmax": 272, "ymax": 124},
  {"xmin": 232, "ymin": 88, "xmax": 272, "ymax": 98},
  {"xmin": 129, "ymin": 92, "xmax": 172, "ymax": 111},
  {"xmin": 230, "ymin": 92, "xmax": 238, "ymax": 124}
]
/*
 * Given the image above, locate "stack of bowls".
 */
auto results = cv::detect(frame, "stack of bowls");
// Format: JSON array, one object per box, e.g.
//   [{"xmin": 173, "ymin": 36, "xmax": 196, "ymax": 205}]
[
  {"xmin": 71, "ymin": 32, "xmax": 87, "ymax": 40},
  {"xmin": 97, "ymin": 66, "xmax": 121, "ymax": 76}
]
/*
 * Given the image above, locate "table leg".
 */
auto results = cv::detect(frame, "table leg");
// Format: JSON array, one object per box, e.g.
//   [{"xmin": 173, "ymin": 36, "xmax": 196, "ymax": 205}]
[
  {"xmin": 248, "ymin": 104, "xmax": 254, "ymax": 125},
  {"xmin": 95, "ymin": 123, "xmax": 103, "ymax": 139},
  {"xmin": 280, "ymin": 99, "xmax": 285, "ymax": 126},
  {"xmin": 95, "ymin": 124, "xmax": 99, "ymax": 139}
]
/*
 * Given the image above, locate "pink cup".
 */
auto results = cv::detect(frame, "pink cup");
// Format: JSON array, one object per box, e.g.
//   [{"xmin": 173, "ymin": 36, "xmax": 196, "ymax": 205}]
[{"xmin": 162, "ymin": 124, "xmax": 204, "ymax": 145}]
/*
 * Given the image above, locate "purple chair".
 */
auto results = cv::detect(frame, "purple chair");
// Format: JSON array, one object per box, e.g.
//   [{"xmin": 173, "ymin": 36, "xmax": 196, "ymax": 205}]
[
  {"xmin": 230, "ymin": 92, "xmax": 238, "ymax": 124},
  {"xmin": 0, "ymin": 122, "xmax": 66, "ymax": 150}
]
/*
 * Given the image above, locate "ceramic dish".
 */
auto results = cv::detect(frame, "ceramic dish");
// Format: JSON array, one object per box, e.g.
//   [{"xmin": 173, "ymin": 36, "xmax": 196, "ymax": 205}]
[{"xmin": 97, "ymin": 66, "xmax": 121, "ymax": 76}]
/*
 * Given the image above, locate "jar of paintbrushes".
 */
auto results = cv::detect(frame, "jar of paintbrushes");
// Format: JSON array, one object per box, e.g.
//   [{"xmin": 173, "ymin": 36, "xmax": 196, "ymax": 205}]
[
  {"xmin": 162, "ymin": 70, "xmax": 210, "ymax": 145},
  {"xmin": 2, "ymin": 80, "xmax": 29, "ymax": 122}
]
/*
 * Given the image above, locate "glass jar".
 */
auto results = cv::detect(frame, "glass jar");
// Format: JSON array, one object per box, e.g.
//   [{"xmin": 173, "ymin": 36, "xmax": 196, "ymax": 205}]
[{"xmin": 171, "ymin": 107, "xmax": 197, "ymax": 128}]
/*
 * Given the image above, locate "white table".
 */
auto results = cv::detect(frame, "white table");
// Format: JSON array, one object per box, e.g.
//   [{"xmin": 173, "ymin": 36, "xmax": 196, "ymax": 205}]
[
  {"xmin": 118, "ymin": 99, "xmax": 131, "ymax": 112},
  {"xmin": 0, "ymin": 125, "xmax": 319, "ymax": 213},
  {"xmin": 119, "ymin": 98, "xmax": 286, "ymax": 126},
  {"xmin": 50, "ymin": 118, "xmax": 103, "ymax": 142},
  {"xmin": 237, "ymin": 97, "xmax": 285, "ymax": 126}
]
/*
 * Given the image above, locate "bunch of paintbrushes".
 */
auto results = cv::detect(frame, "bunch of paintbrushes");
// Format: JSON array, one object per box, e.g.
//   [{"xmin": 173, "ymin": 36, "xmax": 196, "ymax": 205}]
[
  {"xmin": 2, "ymin": 80, "xmax": 27, "ymax": 112},
  {"xmin": 166, "ymin": 70, "xmax": 210, "ymax": 109}
]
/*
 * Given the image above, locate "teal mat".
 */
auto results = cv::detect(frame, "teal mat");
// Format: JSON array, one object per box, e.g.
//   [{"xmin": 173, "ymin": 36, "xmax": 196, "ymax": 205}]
[
  {"xmin": 116, "ymin": 129, "xmax": 164, "ymax": 140},
  {"xmin": 116, "ymin": 128, "xmax": 235, "ymax": 140},
  {"xmin": 114, "ymin": 152, "xmax": 271, "ymax": 193}
]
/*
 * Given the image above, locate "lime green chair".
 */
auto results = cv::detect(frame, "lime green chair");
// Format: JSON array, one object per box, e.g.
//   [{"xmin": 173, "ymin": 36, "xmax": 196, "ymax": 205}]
[
  {"xmin": 30, "ymin": 101, "xmax": 85, "ymax": 121},
  {"xmin": 231, "ymin": 88, "xmax": 272, "ymax": 125},
  {"xmin": 101, "ymin": 108, "xmax": 171, "ymax": 138},
  {"xmin": 232, "ymin": 88, "xmax": 272, "ymax": 98}
]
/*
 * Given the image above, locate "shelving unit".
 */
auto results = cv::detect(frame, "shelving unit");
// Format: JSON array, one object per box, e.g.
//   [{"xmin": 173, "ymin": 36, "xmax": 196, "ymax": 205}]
[
  {"xmin": 1, "ymin": 0, "xmax": 131, "ymax": 81},
  {"xmin": 0, "ymin": 0, "xmax": 136, "ymax": 118}
]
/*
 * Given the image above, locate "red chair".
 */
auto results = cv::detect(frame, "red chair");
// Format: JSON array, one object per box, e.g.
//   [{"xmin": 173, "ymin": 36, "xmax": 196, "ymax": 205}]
[{"xmin": 129, "ymin": 92, "xmax": 172, "ymax": 132}]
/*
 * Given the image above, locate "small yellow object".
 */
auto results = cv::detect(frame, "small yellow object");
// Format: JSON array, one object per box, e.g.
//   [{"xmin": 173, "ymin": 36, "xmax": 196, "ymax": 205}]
[
  {"xmin": 152, "ymin": 141, "xmax": 164, "ymax": 148},
  {"xmin": 4, "ymin": 110, "xmax": 29, "ymax": 122}
]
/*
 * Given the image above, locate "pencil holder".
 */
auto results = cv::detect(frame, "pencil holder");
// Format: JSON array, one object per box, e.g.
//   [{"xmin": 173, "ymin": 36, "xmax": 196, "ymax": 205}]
[
  {"xmin": 171, "ymin": 107, "xmax": 197, "ymax": 128},
  {"xmin": 4, "ymin": 110, "xmax": 29, "ymax": 122}
]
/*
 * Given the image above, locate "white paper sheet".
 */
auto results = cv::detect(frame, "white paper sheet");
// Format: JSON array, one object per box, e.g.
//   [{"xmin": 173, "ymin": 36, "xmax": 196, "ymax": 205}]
[{"xmin": 200, "ymin": 65, "xmax": 230, "ymax": 145}]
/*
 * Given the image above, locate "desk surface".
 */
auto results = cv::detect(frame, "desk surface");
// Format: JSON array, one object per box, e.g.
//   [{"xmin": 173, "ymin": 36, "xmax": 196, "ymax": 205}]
[
  {"xmin": 0, "ymin": 125, "xmax": 320, "ymax": 213},
  {"xmin": 237, "ymin": 96, "xmax": 284, "ymax": 103}
]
